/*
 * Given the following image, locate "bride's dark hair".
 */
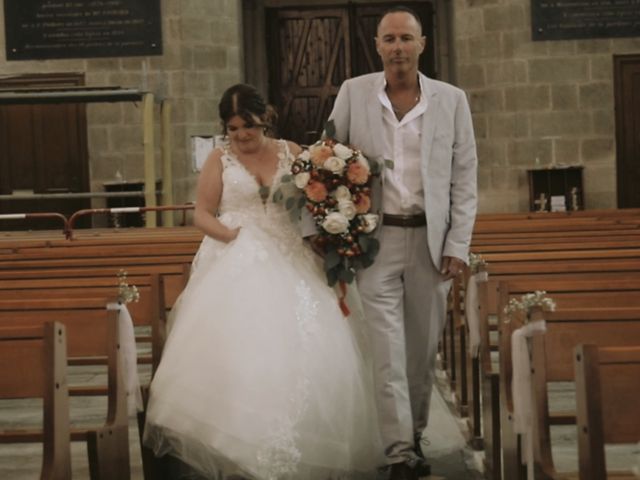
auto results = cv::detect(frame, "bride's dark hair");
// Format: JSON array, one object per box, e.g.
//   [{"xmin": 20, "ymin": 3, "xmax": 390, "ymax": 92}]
[{"xmin": 219, "ymin": 83, "xmax": 278, "ymax": 137}]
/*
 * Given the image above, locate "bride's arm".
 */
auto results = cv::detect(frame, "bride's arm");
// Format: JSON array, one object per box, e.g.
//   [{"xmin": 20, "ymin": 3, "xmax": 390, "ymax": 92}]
[{"xmin": 193, "ymin": 149, "xmax": 240, "ymax": 243}]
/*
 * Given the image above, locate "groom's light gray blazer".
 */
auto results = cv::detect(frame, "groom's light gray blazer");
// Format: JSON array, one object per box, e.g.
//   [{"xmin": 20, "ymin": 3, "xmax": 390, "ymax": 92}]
[{"xmin": 328, "ymin": 72, "xmax": 478, "ymax": 267}]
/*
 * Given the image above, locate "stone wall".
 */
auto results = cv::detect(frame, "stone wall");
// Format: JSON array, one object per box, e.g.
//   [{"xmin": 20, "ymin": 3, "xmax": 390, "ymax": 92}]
[
  {"xmin": 0, "ymin": 0, "xmax": 243, "ymax": 217},
  {"xmin": 454, "ymin": 0, "xmax": 640, "ymax": 212}
]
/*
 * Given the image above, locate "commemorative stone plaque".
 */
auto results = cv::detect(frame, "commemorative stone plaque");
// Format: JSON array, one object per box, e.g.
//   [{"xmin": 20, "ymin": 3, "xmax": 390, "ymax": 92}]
[
  {"xmin": 532, "ymin": 0, "xmax": 640, "ymax": 41},
  {"xmin": 4, "ymin": 0, "xmax": 162, "ymax": 60}
]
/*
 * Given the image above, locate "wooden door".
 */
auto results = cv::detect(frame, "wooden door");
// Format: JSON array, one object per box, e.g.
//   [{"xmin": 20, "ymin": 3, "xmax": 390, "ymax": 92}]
[
  {"xmin": 614, "ymin": 54, "xmax": 640, "ymax": 208},
  {"xmin": 267, "ymin": 8, "xmax": 351, "ymax": 146},
  {"xmin": 0, "ymin": 74, "xmax": 90, "ymax": 230},
  {"xmin": 267, "ymin": 2, "xmax": 436, "ymax": 146}
]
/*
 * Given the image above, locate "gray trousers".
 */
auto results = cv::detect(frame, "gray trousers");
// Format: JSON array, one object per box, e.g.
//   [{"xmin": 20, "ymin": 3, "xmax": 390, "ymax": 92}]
[{"xmin": 357, "ymin": 224, "xmax": 451, "ymax": 464}]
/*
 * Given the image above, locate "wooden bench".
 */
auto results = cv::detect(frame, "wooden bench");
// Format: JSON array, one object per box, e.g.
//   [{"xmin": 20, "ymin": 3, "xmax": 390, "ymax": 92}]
[
  {"xmin": 449, "ymin": 258, "xmax": 640, "ymax": 458},
  {"xmin": 0, "ymin": 322, "xmax": 71, "ymax": 480},
  {"xmin": 574, "ymin": 344, "xmax": 640, "ymax": 480},
  {"xmin": 0, "ymin": 274, "xmax": 166, "ymax": 372},
  {"xmin": 0, "ymin": 298, "xmax": 130, "ymax": 479},
  {"xmin": 474, "ymin": 270, "xmax": 640, "ymax": 480},
  {"xmin": 524, "ymin": 309, "xmax": 640, "ymax": 480}
]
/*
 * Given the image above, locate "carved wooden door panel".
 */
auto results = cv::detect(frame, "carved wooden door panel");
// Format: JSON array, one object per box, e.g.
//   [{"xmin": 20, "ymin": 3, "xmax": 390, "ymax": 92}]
[
  {"xmin": 0, "ymin": 74, "xmax": 90, "ymax": 230},
  {"xmin": 267, "ymin": 2, "xmax": 436, "ymax": 146},
  {"xmin": 268, "ymin": 8, "xmax": 351, "ymax": 145},
  {"xmin": 614, "ymin": 54, "xmax": 640, "ymax": 208}
]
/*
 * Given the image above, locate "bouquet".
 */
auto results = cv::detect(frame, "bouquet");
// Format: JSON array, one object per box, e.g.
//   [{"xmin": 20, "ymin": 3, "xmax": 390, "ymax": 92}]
[{"xmin": 274, "ymin": 125, "xmax": 381, "ymax": 287}]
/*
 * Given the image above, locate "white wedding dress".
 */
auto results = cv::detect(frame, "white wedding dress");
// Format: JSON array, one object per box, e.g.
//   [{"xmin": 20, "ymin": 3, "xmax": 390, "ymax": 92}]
[{"xmin": 144, "ymin": 140, "xmax": 383, "ymax": 479}]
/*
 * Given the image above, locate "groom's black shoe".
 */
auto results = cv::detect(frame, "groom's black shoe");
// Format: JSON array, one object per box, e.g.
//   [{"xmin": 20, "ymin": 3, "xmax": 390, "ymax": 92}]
[
  {"xmin": 413, "ymin": 434, "xmax": 432, "ymax": 476},
  {"xmin": 388, "ymin": 457, "xmax": 431, "ymax": 479},
  {"xmin": 388, "ymin": 462, "xmax": 418, "ymax": 480}
]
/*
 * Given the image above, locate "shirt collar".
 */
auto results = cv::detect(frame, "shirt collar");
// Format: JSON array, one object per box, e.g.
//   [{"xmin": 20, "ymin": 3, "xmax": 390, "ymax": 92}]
[{"xmin": 377, "ymin": 75, "xmax": 428, "ymax": 124}]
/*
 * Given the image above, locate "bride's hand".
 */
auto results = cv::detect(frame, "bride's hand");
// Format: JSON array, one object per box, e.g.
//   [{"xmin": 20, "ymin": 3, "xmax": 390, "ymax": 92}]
[{"xmin": 225, "ymin": 227, "xmax": 241, "ymax": 243}]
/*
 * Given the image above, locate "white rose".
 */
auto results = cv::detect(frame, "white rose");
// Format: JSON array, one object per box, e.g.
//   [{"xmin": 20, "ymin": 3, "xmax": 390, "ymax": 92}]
[
  {"xmin": 333, "ymin": 143, "xmax": 353, "ymax": 160},
  {"xmin": 323, "ymin": 156, "xmax": 346, "ymax": 174},
  {"xmin": 294, "ymin": 171, "xmax": 310, "ymax": 189},
  {"xmin": 322, "ymin": 212, "xmax": 350, "ymax": 234},
  {"xmin": 361, "ymin": 213, "xmax": 378, "ymax": 233},
  {"xmin": 338, "ymin": 200, "xmax": 357, "ymax": 220},
  {"xmin": 333, "ymin": 185, "xmax": 352, "ymax": 202},
  {"xmin": 299, "ymin": 149, "xmax": 311, "ymax": 161}
]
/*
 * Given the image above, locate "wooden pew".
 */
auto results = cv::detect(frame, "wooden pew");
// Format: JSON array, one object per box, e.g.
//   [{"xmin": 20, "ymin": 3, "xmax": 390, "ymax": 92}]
[
  {"xmin": 0, "ymin": 298, "xmax": 130, "ymax": 479},
  {"xmin": 500, "ymin": 296, "xmax": 640, "ymax": 480},
  {"xmin": 0, "ymin": 322, "xmax": 71, "ymax": 480},
  {"xmin": 475, "ymin": 271, "xmax": 640, "ymax": 480},
  {"xmin": 574, "ymin": 344, "xmax": 640, "ymax": 480},
  {"xmin": 0, "ymin": 263, "xmax": 189, "ymax": 310},
  {"xmin": 525, "ymin": 309, "xmax": 640, "ymax": 480},
  {"xmin": 453, "ymin": 259, "xmax": 640, "ymax": 463},
  {"xmin": 0, "ymin": 274, "xmax": 166, "ymax": 372}
]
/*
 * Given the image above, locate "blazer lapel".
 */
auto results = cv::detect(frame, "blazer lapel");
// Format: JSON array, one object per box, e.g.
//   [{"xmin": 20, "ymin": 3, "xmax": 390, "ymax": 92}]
[
  {"xmin": 366, "ymin": 74, "xmax": 385, "ymax": 162},
  {"xmin": 420, "ymin": 74, "xmax": 439, "ymax": 170}
]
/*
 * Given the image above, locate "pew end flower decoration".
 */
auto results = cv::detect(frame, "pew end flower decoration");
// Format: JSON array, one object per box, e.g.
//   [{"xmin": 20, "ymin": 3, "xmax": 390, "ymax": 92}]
[
  {"xmin": 503, "ymin": 290, "xmax": 556, "ymax": 324},
  {"xmin": 468, "ymin": 252, "xmax": 488, "ymax": 274},
  {"xmin": 274, "ymin": 121, "xmax": 381, "ymax": 286},
  {"xmin": 117, "ymin": 269, "xmax": 140, "ymax": 304}
]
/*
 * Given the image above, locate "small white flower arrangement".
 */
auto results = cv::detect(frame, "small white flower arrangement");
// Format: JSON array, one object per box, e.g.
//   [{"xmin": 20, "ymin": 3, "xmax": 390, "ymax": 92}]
[
  {"xmin": 117, "ymin": 270, "xmax": 140, "ymax": 304},
  {"xmin": 504, "ymin": 291, "xmax": 556, "ymax": 323},
  {"xmin": 468, "ymin": 252, "xmax": 487, "ymax": 273}
]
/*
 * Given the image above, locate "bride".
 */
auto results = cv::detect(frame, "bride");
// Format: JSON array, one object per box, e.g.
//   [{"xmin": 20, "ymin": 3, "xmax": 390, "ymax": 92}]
[{"xmin": 143, "ymin": 84, "xmax": 383, "ymax": 479}]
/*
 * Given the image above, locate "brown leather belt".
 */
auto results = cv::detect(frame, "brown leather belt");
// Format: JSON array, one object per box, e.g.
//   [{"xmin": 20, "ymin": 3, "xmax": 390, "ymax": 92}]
[{"xmin": 382, "ymin": 213, "xmax": 426, "ymax": 228}]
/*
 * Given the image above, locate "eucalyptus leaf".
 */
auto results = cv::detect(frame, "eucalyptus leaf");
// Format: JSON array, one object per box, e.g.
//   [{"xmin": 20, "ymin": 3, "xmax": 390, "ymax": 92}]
[
  {"xmin": 384, "ymin": 159, "xmax": 395, "ymax": 170},
  {"xmin": 326, "ymin": 268, "xmax": 339, "ymax": 287},
  {"xmin": 324, "ymin": 250, "xmax": 341, "ymax": 270},
  {"xmin": 358, "ymin": 235, "xmax": 370, "ymax": 251},
  {"xmin": 324, "ymin": 119, "xmax": 336, "ymax": 139},
  {"xmin": 338, "ymin": 267, "xmax": 355, "ymax": 284},
  {"xmin": 297, "ymin": 196, "xmax": 307, "ymax": 209},
  {"xmin": 360, "ymin": 255, "xmax": 375, "ymax": 268},
  {"xmin": 367, "ymin": 238, "xmax": 380, "ymax": 258},
  {"xmin": 285, "ymin": 196, "xmax": 296, "ymax": 210},
  {"xmin": 281, "ymin": 174, "xmax": 292, "ymax": 183}
]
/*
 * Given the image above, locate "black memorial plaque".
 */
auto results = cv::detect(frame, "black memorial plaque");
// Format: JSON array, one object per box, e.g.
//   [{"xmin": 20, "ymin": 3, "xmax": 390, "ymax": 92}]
[
  {"xmin": 532, "ymin": 0, "xmax": 640, "ymax": 41},
  {"xmin": 4, "ymin": 0, "xmax": 162, "ymax": 60}
]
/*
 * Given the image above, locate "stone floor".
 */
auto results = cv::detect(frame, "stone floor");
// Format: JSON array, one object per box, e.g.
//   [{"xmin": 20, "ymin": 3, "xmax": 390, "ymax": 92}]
[{"xmin": 1, "ymin": 359, "xmax": 637, "ymax": 479}]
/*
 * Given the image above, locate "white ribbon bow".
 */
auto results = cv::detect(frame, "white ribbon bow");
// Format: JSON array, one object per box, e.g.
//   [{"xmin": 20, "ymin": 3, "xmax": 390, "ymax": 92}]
[
  {"xmin": 465, "ymin": 270, "xmax": 487, "ymax": 357},
  {"xmin": 107, "ymin": 302, "xmax": 144, "ymax": 415},
  {"xmin": 511, "ymin": 318, "xmax": 546, "ymax": 480}
]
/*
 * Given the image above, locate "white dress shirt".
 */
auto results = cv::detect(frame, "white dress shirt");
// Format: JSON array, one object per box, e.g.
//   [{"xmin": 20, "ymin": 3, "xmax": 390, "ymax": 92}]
[{"xmin": 377, "ymin": 77, "xmax": 428, "ymax": 216}]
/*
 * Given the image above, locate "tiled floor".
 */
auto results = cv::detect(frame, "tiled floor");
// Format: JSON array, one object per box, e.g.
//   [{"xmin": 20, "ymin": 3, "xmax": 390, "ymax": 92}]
[{"xmin": 2, "ymin": 361, "xmax": 636, "ymax": 479}]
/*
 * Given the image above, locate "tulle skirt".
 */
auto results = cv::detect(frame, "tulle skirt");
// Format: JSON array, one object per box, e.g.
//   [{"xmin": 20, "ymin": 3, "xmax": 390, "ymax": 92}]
[{"xmin": 144, "ymin": 226, "xmax": 383, "ymax": 479}]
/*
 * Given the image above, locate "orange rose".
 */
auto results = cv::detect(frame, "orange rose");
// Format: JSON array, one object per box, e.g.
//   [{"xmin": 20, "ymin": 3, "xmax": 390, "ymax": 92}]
[
  {"xmin": 305, "ymin": 181, "xmax": 328, "ymax": 202},
  {"xmin": 354, "ymin": 194, "xmax": 371, "ymax": 214},
  {"xmin": 309, "ymin": 144, "xmax": 333, "ymax": 167},
  {"xmin": 347, "ymin": 163, "xmax": 369, "ymax": 185}
]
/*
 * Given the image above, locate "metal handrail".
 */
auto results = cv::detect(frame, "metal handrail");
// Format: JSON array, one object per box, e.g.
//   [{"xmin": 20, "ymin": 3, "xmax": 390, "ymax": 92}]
[
  {"xmin": 67, "ymin": 205, "xmax": 195, "ymax": 239},
  {"xmin": 0, "ymin": 212, "xmax": 71, "ymax": 237}
]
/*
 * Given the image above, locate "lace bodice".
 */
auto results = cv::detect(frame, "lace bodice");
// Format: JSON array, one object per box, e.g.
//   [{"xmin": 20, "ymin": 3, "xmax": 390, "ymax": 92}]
[{"xmin": 216, "ymin": 140, "xmax": 309, "ymax": 260}]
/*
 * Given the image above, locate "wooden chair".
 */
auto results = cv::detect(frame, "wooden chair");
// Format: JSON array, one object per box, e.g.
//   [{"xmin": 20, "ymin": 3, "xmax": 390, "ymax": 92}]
[
  {"xmin": 574, "ymin": 344, "xmax": 640, "ymax": 480},
  {"xmin": 0, "ymin": 322, "xmax": 71, "ymax": 479}
]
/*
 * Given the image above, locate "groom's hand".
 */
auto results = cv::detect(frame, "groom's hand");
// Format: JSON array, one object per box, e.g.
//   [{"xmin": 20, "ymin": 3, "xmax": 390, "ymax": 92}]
[{"xmin": 440, "ymin": 256, "xmax": 464, "ymax": 280}]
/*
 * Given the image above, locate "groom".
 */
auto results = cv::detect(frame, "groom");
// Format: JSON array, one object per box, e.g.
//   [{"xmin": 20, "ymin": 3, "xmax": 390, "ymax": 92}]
[{"xmin": 326, "ymin": 6, "xmax": 477, "ymax": 479}]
